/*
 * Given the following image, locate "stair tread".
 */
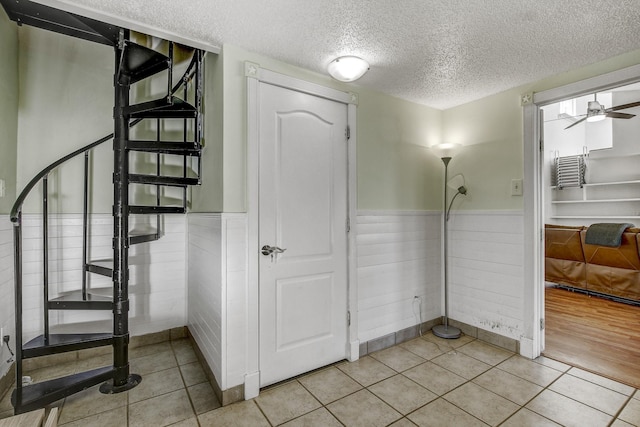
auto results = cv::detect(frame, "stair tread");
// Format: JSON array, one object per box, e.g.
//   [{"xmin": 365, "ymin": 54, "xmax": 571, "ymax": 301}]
[
  {"xmin": 119, "ymin": 42, "xmax": 170, "ymax": 84},
  {"xmin": 86, "ymin": 261, "xmax": 113, "ymax": 277},
  {"xmin": 22, "ymin": 333, "xmax": 113, "ymax": 350},
  {"xmin": 128, "ymin": 232, "xmax": 160, "ymax": 245},
  {"xmin": 50, "ymin": 290, "xmax": 111, "ymax": 303},
  {"xmin": 12, "ymin": 366, "xmax": 114, "ymax": 414},
  {"xmin": 125, "ymin": 140, "xmax": 201, "ymax": 155},
  {"xmin": 1, "ymin": 0, "xmax": 118, "ymax": 46},
  {"xmin": 126, "ymin": 97, "xmax": 197, "ymax": 119},
  {"xmin": 129, "ymin": 174, "xmax": 199, "ymax": 187},
  {"xmin": 48, "ymin": 290, "xmax": 113, "ymax": 310},
  {"xmin": 129, "ymin": 205, "xmax": 186, "ymax": 215},
  {"xmin": 87, "ymin": 259, "xmax": 113, "ymax": 269}
]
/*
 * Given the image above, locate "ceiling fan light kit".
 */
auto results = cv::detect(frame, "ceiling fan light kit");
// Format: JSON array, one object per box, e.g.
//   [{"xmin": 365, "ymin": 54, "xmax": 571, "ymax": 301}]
[
  {"xmin": 586, "ymin": 100, "xmax": 606, "ymax": 122},
  {"xmin": 564, "ymin": 95, "xmax": 640, "ymax": 130},
  {"xmin": 327, "ymin": 56, "xmax": 369, "ymax": 82}
]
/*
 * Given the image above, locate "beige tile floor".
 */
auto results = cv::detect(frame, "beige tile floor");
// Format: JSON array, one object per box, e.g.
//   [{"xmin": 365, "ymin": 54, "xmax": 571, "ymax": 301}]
[{"xmin": 1, "ymin": 333, "xmax": 640, "ymax": 426}]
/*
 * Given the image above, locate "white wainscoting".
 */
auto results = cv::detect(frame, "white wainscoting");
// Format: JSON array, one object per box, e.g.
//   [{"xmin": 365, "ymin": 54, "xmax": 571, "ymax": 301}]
[
  {"xmin": 448, "ymin": 210, "xmax": 525, "ymax": 340},
  {"xmin": 356, "ymin": 211, "xmax": 442, "ymax": 343},
  {"xmin": 184, "ymin": 210, "xmax": 525, "ymax": 394},
  {"xmin": 18, "ymin": 213, "xmax": 187, "ymax": 341},
  {"xmin": 0, "ymin": 216, "xmax": 15, "ymax": 379},
  {"xmin": 187, "ymin": 213, "xmax": 248, "ymax": 391},
  {"xmin": 187, "ymin": 214, "xmax": 222, "ymax": 387}
]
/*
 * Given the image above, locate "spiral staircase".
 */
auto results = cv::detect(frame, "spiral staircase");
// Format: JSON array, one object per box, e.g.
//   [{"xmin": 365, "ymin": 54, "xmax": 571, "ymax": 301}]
[{"xmin": 2, "ymin": 0, "xmax": 204, "ymax": 414}]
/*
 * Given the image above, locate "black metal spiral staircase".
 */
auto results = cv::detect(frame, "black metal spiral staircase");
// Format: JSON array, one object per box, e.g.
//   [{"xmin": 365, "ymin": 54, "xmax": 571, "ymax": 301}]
[{"xmin": 2, "ymin": 0, "xmax": 204, "ymax": 414}]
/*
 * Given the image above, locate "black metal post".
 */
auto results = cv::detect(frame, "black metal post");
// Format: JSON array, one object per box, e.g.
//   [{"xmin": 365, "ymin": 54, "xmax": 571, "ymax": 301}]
[
  {"xmin": 156, "ymin": 119, "xmax": 161, "ymax": 233},
  {"xmin": 182, "ymin": 61, "xmax": 188, "ymax": 208},
  {"xmin": 12, "ymin": 214, "xmax": 23, "ymax": 413},
  {"xmin": 195, "ymin": 50, "xmax": 203, "ymax": 181},
  {"xmin": 100, "ymin": 30, "xmax": 140, "ymax": 393},
  {"xmin": 82, "ymin": 151, "xmax": 89, "ymax": 299},
  {"xmin": 42, "ymin": 177, "xmax": 49, "ymax": 344}
]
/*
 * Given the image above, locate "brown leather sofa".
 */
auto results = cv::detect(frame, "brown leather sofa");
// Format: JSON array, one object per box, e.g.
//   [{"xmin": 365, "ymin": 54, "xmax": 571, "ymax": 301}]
[{"xmin": 545, "ymin": 224, "xmax": 640, "ymax": 302}]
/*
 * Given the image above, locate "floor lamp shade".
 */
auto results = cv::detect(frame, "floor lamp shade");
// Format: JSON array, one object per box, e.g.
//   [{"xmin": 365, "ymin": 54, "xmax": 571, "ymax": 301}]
[{"xmin": 429, "ymin": 143, "xmax": 462, "ymax": 160}]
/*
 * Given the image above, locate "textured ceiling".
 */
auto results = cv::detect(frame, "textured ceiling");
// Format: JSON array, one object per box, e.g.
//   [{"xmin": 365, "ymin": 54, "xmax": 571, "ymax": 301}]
[{"xmin": 44, "ymin": 0, "xmax": 640, "ymax": 109}]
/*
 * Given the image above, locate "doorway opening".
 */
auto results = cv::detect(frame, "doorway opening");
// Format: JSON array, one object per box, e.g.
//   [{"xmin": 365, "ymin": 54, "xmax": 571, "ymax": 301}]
[{"xmin": 538, "ymin": 81, "xmax": 640, "ymax": 387}]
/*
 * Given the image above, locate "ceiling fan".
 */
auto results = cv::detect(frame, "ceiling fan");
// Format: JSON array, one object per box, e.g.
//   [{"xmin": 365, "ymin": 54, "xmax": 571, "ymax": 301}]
[{"xmin": 564, "ymin": 95, "xmax": 640, "ymax": 129}]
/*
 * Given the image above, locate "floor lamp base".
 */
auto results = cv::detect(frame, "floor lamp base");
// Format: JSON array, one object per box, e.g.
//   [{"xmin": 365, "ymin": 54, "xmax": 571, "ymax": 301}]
[{"xmin": 432, "ymin": 324, "xmax": 461, "ymax": 339}]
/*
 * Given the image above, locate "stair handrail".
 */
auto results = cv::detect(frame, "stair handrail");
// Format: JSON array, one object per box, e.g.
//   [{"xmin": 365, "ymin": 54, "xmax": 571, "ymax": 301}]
[
  {"xmin": 9, "ymin": 48, "xmax": 201, "ymax": 224},
  {"xmin": 10, "ymin": 133, "xmax": 114, "ymax": 223}
]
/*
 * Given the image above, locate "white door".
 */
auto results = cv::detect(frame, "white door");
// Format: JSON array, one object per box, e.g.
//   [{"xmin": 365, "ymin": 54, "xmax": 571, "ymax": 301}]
[{"xmin": 258, "ymin": 82, "xmax": 348, "ymax": 386}]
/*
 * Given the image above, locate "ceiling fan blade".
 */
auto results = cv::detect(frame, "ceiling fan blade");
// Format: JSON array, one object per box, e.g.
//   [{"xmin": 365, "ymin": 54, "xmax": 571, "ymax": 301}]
[
  {"xmin": 606, "ymin": 112, "xmax": 636, "ymax": 119},
  {"xmin": 607, "ymin": 101, "xmax": 640, "ymax": 112},
  {"xmin": 565, "ymin": 116, "xmax": 587, "ymax": 130}
]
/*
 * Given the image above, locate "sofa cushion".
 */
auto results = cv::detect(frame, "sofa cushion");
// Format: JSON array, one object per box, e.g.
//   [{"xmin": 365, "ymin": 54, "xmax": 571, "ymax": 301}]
[
  {"xmin": 545, "ymin": 226, "xmax": 586, "ymax": 263},
  {"xmin": 581, "ymin": 231, "xmax": 640, "ymax": 270},
  {"xmin": 545, "ymin": 226, "xmax": 587, "ymax": 288},
  {"xmin": 581, "ymin": 231, "xmax": 640, "ymax": 301}
]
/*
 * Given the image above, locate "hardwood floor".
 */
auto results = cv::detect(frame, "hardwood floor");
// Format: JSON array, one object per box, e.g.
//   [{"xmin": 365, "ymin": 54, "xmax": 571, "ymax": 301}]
[{"xmin": 544, "ymin": 286, "xmax": 640, "ymax": 388}]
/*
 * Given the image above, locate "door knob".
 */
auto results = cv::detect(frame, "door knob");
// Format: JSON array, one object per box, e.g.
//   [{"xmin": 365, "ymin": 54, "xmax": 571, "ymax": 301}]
[{"xmin": 261, "ymin": 245, "xmax": 287, "ymax": 256}]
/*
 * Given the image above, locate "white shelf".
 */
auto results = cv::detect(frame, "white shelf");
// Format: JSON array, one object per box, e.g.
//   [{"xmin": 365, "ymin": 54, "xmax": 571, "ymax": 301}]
[
  {"xmin": 584, "ymin": 180, "xmax": 640, "ymax": 187},
  {"xmin": 551, "ymin": 180, "xmax": 640, "ymax": 189},
  {"xmin": 552, "ymin": 198, "xmax": 640, "ymax": 204},
  {"xmin": 550, "ymin": 216, "xmax": 640, "ymax": 219}
]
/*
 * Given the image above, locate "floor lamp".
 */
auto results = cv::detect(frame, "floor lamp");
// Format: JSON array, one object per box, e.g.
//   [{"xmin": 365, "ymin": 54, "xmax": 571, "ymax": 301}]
[{"xmin": 430, "ymin": 143, "xmax": 467, "ymax": 339}]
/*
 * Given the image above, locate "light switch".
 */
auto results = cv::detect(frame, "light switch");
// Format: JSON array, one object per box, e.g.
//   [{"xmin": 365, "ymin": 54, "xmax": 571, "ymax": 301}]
[
  {"xmin": 0, "ymin": 179, "xmax": 5, "ymax": 198},
  {"xmin": 511, "ymin": 179, "xmax": 523, "ymax": 196}
]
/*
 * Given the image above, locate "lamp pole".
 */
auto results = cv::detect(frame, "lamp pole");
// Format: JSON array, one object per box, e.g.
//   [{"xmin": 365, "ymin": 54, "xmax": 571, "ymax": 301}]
[{"xmin": 432, "ymin": 156, "xmax": 461, "ymax": 339}]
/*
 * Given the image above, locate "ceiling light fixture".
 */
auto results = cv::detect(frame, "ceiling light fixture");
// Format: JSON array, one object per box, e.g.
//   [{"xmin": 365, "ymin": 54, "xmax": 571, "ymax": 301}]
[
  {"xmin": 586, "ymin": 100, "xmax": 606, "ymax": 122},
  {"xmin": 327, "ymin": 56, "xmax": 369, "ymax": 82}
]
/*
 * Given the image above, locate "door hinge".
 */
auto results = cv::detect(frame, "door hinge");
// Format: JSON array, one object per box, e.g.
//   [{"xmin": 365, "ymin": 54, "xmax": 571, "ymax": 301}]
[
  {"xmin": 346, "ymin": 126, "xmax": 351, "ymax": 140},
  {"xmin": 539, "ymin": 138, "xmax": 544, "ymax": 152},
  {"xmin": 346, "ymin": 217, "xmax": 351, "ymax": 233},
  {"xmin": 540, "ymin": 318, "xmax": 545, "ymax": 330},
  {"xmin": 347, "ymin": 311, "xmax": 351, "ymax": 326}
]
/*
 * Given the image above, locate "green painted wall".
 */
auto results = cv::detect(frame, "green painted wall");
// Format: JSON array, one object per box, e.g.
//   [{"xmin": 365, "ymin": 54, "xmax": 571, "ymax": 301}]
[
  {"xmin": 442, "ymin": 49, "xmax": 640, "ymax": 211},
  {"xmin": 191, "ymin": 52, "xmax": 224, "ymax": 212},
  {"xmin": 16, "ymin": 26, "xmax": 113, "ymax": 214},
  {"xmin": 213, "ymin": 44, "xmax": 443, "ymax": 213},
  {"xmin": 0, "ymin": 12, "xmax": 19, "ymax": 214},
  {"xmin": 357, "ymin": 89, "xmax": 442, "ymax": 210}
]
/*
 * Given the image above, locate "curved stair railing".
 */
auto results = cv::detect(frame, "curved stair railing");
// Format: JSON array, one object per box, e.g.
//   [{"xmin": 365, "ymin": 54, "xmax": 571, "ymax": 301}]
[{"xmin": 6, "ymin": 4, "xmax": 204, "ymax": 412}]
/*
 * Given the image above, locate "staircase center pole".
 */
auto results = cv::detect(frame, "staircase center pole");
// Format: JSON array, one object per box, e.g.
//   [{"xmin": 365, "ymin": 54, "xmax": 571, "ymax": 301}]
[{"xmin": 101, "ymin": 29, "xmax": 141, "ymax": 393}]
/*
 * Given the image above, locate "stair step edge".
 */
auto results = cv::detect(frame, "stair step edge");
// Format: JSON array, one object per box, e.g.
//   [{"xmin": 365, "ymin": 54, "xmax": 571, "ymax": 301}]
[
  {"xmin": 23, "ymin": 333, "xmax": 113, "ymax": 358},
  {"xmin": 12, "ymin": 366, "xmax": 114, "ymax": 414}
]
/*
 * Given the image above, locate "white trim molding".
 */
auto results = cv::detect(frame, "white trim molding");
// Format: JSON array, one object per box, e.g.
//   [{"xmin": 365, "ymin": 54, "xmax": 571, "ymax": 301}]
[{"xmin": 524, "ymin": 63, "xmax": 640, "ymax": 357}]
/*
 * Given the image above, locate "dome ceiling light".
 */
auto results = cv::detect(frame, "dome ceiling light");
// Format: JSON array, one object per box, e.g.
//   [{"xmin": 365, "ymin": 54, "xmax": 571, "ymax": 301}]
[{"xmin": 327, "ymin": 56, "xmax": 369, "ymax": 82}]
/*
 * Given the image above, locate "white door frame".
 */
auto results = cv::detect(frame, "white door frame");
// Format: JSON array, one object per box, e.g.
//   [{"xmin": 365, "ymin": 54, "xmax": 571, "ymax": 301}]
[
  {"xmin": 245, "ymin": 63, "xmax": 358, "ymax": 398},
  {"xmin": 523, "ymin": 63, "xmax": 640, "ymax": 358}
]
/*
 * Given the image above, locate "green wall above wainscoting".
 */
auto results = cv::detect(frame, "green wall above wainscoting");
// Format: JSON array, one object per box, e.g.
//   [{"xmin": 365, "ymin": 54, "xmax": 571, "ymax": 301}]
[{"xmin": 0, "ymin": 11, "xmax": 19, "ymax": 214}]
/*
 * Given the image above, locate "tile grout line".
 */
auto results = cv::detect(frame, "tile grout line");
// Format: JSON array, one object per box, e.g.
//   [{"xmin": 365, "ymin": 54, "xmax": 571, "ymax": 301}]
[
  {"xmin": 171, "ymin": 341, "xmax": 200, "ymax": 426},
  {"xmin": 607, "ymin": 393, "xmax": 634, "ymax": 427}
]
